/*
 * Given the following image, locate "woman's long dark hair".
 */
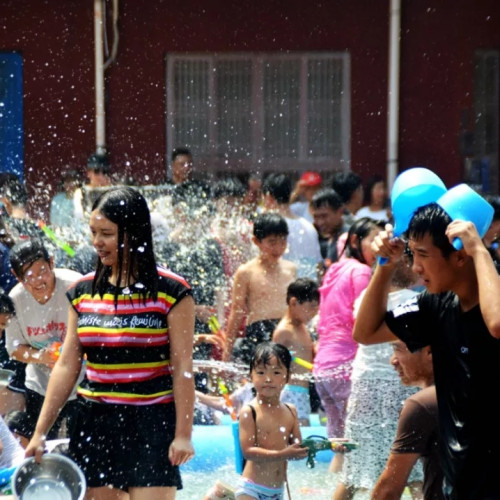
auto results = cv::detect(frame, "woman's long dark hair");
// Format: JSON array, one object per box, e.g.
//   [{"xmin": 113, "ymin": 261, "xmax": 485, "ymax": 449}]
[
  {"xmin": 341, "ymin": 217, "xmax": 378, "ymax": 264},
  {"xmin": 91, "ymin": 186, "xmax": 158, "ymax": 305}
]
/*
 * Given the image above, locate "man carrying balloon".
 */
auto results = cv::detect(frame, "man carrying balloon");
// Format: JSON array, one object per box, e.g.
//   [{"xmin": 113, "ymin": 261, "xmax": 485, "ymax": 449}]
[{"xmin": 352, "ymin": 169, "xmax": 500, "ymax": 499}]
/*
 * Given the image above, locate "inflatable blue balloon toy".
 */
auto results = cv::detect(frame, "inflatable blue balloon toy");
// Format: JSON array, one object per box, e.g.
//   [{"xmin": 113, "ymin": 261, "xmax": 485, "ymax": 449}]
[
  {"xmin": 437, "ymin": 184, "xmax": 494, "ymax": 250},
  {"xmin": 379, "ymin": 167, "xmax": 447, "ymax": 265}
]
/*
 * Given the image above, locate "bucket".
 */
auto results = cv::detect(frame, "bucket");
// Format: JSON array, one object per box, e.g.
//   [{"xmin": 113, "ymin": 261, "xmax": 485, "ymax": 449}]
[
  {"xmin": 378, "ymin": 167, "xmax": 447, "ymax": 265},
  {"xmin": 437, "ymin": 184, "xmax": 494, "ymax": 250},
  {"xmin": 391, "ymin": 167, "xmax": 447, "ymax": 237},
  {"xmin": 11, "ymin": 453, "xmax": 86, "ymax": 500}
]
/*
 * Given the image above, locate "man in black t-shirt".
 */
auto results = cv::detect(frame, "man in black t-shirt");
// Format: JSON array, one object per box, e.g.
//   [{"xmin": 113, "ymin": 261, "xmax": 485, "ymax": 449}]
[{"xmin": 353, "ymin": 202, "xmax": 500, "ymax": 499}]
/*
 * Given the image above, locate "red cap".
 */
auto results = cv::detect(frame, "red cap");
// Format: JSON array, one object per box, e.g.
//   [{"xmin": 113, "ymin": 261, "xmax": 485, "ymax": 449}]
[{"xmin": 300, "ymin": 171, "xmax": 322, "ymax": 187}]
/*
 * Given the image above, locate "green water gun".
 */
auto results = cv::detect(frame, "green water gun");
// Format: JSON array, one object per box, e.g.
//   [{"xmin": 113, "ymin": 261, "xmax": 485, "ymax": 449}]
[
  {"xmin": 37, "ymin": 220, "xmax": 75, "ymax": 257},
  {"xmin": 301, "ymin": 435, "xmax": 358, "ymax": 468}
]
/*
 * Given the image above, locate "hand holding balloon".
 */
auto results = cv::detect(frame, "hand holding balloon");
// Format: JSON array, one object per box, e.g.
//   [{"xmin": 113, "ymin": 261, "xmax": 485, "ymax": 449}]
[{"xmin": 374, "ymin": 224, "xmax": 405, "ymax": 266}]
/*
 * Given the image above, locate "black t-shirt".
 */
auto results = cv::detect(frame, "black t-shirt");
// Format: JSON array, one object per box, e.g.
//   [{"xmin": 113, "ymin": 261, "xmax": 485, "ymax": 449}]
[{"xmin": 386, "ymin": 291, "xmax": 500, "ymax": 499}]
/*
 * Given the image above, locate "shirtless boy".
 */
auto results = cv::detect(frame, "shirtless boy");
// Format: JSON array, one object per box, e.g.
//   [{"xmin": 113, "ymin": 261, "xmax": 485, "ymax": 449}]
[
  {"xmin": 223, "ymin": 213, "xmax": 297, "ymax": 363},
  {"xmin": 237, "ymin": 342, "xmax": 308, "ymax": 499},
  {"xmin": 272, "ymin": 278, "xmax": 319, "ymax": 426}
]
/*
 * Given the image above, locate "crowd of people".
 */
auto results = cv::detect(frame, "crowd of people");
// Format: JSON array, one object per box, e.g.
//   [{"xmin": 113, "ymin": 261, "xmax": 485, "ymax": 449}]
[{"xmin": 0, "ymin": 148, "xmax": 499, "ymax": 499}]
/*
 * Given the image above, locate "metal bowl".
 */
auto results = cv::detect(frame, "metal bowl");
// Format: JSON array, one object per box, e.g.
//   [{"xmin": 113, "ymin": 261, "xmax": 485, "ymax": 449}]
[{"xmin": 11, "ymin": 453, "xmax": 86, "ymax": 500}]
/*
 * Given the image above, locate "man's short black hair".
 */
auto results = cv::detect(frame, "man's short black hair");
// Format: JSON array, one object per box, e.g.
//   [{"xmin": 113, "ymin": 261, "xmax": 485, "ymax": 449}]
[
  {"xmin": 172, "ymin": 147, "xmax": 192, "ymax": 162},
  {"xmin": 331, "ymin": 171, "xmax": 362, "ymax": 204},
  {"xmin": 9, "ymin": 239, "xmax": 50, "ymax": 278},
  {"xmin": 212, "ymin": 177, "xmax": 246, "ymax": 200},
  {"xmin": 87, "ymin": 153, "xmax": 111, "ymax": 173},
  {"xmin": 262, "ymin": 173, "xmax": 292, "ymax": 204},
  {"xmin": 286, "ymin": 278, "xmax": 320, "ymax": 304},
  {"xmin": 253, "ymin": 212, "xmax": 288, "ymax": 241},
  {"xmin": 311, "ymin": 188, "xmax": 344, "ymax": 211},
  {"xmin": 408, "ymin": 203, "xmax": 455, "ymax": 258}
]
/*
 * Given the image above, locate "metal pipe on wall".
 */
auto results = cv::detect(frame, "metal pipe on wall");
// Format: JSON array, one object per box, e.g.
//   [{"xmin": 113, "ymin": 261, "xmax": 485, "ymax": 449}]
[
  {"xmin": 387, "ymin": 0, "xmax": 401, "ymax": 189},
  {"xmin": 94, "ymin": 0, "xmax": 106, "ymax": 156}
]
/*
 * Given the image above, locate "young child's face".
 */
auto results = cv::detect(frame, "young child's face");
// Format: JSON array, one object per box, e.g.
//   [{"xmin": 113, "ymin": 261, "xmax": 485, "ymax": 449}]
[
  {"xmin": 251, "ymin": 356, "xmax": 288, "ymax": 399},
  {"xmin": 254, "ymin": 234, "xmax": 288, "ymax": 261},
  {"xmin": 360, "ymin": 227, "xmax": 380, "ymax": 267},
  {"xmin": 18, "ymin": 258, "xmax": 56, "ymax": 304},
  {"xmin": 290, "ymin": 299, "xmax": 319, "ymax": 324},
  {"xmin": 0, "ymin": 313, "xmax": 12, "ymax": 331}
]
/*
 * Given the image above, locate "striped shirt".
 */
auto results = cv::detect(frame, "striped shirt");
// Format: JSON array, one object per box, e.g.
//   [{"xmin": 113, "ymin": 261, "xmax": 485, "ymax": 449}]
[{"xmin": 66, "ymin": 267, "xmax": 192, "ymax": 405}]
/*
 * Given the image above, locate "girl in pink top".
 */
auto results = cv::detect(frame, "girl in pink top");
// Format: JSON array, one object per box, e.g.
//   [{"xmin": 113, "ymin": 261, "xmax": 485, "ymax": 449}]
[{"xmin": 313, "ymin": 218, "xmax": 380, "ymax": 443}]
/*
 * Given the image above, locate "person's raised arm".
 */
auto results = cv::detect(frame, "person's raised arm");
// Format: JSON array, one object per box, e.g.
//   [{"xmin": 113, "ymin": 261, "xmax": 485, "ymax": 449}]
[
  {"xmin": 352, "ymin": 224, "xmax": 403, "ymax": 345},
  {"xmin": 168, "ymin": 294, "xmax": 196, "ymax": 466},
  {"xmin": 25, "ymin": 305, "xmax": 83, "ymax": 461},
  {"xmin": 222, "ymin": 267, "xmax": 249, "ymax": 361},
  {"xmin": 446, "ymin": 219, "xmax": 500, "ymax": 339},
  {"xmin": 371, "ymin": 452, "xmax": 420, "ymax": 499}
]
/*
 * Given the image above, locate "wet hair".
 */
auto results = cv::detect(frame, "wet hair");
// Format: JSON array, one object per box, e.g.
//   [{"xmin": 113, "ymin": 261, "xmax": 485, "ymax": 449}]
[
  {"xmin": 250, "ymin": 342, "xmax": 292, "ymax": 377},
  {"xmin": 286, "ymin": 278, "xmax": 319, "ymax": 304},
  {"xmin": 0, "ymin": 292, "xmax": 15, "ymax": 315},
  {"xmin": 91, "ymin": 186, "xmax": 158, "ymax": 305},
  {"xmin": 87, "ymin": 153, "xmax": 111, "ymax": 173},
  {"xmin": 363, "ymin": 174, "xmax": 385, "ymax": 205},
  {"xmin": 341, "ymin": 217, "xmax": 379, "ymax": 264},
  {"xmin": 9, "ymin": 239, "xmax": 50, "ymax": 278},
  {"xmin": 331, "ymin": 172, "xmax": 362, "ymax": 204},
  {"xmin": 211, "ymin": 177, "xmax": 246, "ymax": 200},
  {"xmin": 408, "ymin": 203, "xmax": 455, "ymax": 258},
  {"xmin": 171, "ymin": 147, "xmax": 192, "ymax": 162},
  {"xmin": 253, "ymin": 212, "xmax": 289, "ymax": 241},
  {"xmin": 311, "ymin": 188, "xmax": 343, "ymax": 211},
  {"xmin": 0, "ymin": 173, "xmax": 27, "ymax": 207},
  {"xmin": 262, "ymin": 173, "xmax": 292, "ymax": 204}
]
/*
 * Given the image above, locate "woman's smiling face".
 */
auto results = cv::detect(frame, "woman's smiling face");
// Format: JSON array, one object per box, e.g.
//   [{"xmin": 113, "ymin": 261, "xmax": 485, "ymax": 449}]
[{"xmin": 90, "ymin": 210, "xmax": 120, "ymax": 270}]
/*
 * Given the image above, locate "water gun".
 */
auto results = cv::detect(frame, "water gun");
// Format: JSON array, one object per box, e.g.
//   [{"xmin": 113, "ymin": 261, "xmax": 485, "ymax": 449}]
[
  {"xmin": 208, "ymin": 315, "xmax": 222, "ymax": 334},
  {"xmin": 218, "ymin": 378, "xmax": 237, "ymax": 421},
  {"xmin": 48, "ymin": 341, "xmax": 62, "ymax": 362},
  {"xmin": 37, "ymin": 220, "xmax": 75, "ymax": 257},
  {"xmin": 301, "ymin": 435, "xmax": 358, "ymax": 468},
  {"xmin": 292, "ymin": 356, "xmax": 313, "ymax": 371},
  {"xmin": 0, "ymin": 465, "xmax": 16, "ymax": 495},
  {"xmin": 289, "ymin": 350, "xmax": 313, "ymax": 370}
]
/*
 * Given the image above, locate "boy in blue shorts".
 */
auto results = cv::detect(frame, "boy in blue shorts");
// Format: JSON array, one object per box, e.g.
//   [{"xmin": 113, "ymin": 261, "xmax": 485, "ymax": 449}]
[{"xmin": 272, "ymin": 278, "xmax": 319, "ymax": 426}]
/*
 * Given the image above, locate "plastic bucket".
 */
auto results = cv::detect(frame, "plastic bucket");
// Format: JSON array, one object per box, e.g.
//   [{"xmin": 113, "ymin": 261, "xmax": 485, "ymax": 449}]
[
  {"xmin": 437, "ymin": 184, "xmax": 494, "ymax": 250},
  {"xmin": 391, "ymin": 167, "xmax": 447, "ymax": 237}
]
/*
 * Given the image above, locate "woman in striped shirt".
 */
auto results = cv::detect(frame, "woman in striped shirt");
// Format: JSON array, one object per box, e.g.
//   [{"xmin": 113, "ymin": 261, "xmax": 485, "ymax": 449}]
[{"xmin": 25, "ymin": 186, "xmax": 196, "ymax": 500}]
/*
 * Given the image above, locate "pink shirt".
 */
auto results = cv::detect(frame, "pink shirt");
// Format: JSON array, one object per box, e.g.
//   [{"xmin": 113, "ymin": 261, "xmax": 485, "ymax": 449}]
[{"xmin": 313, "ymin": 257, "xmax": 372, "ymax": 379}]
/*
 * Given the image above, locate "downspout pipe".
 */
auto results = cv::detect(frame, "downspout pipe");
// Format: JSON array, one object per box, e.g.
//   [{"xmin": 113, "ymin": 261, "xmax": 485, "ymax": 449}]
[
  {"xmin": 94, "ymin": 0, "xmax": 107, "ymax": 157},
  {"xmin": 387, "ymin": 0, "xmax": 401, "ymax": 189}
]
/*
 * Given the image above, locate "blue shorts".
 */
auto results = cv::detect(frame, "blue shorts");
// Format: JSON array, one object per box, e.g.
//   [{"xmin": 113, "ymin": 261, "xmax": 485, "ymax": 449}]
[{"xmin": 235, "ymin": 477, "xmax": 284, "ymax": 500}]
